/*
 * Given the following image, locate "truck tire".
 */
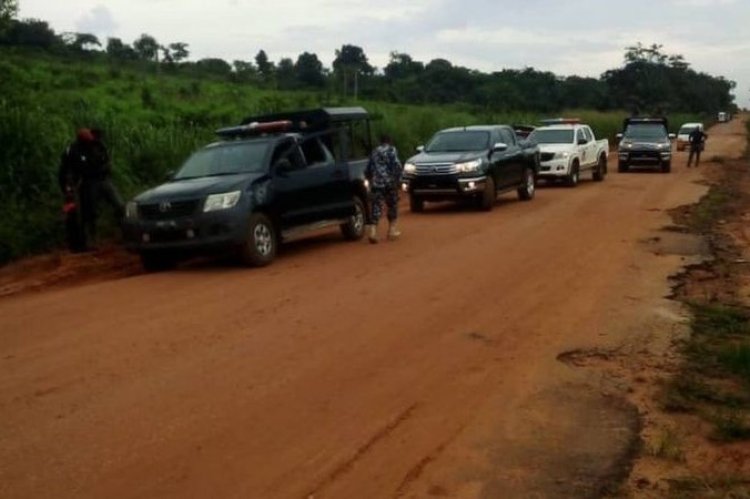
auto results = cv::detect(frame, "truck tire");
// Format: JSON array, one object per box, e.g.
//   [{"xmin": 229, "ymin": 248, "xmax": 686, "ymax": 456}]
[
  {"xmin": 479, "ymin": 176, "xmax": 496, "ymax": 211},
  {"xmin": 340, "ymin": 196, "xmax": 366, "ymax": 240},
  {"xmin": 661, "ymin": 161, "xmax": 671, "ymax": 173},
  {"xmin": 565, "ymin": 161, "xmax": 580, "ymax": 187},
  {"xmin": 618, "ymin": 161, "xmax": 629, "ymax": 173},
  {"xmin": 140, "ymin": 252, "xmax": 176, "ymax": 272},
  {"xmin": 410, "ymin": 194, "xmax": 424, "ymax": 213},
  {"xmin": 593, "ymin": 155, "xmax": 606, "ymax": 181},
  {"xmin": 239, "ymin": 213, "xmax": 277, "ymax": 267},
  {"xmin": 517, "ymin": 168, "xmax": 536, "ymax": 201}
]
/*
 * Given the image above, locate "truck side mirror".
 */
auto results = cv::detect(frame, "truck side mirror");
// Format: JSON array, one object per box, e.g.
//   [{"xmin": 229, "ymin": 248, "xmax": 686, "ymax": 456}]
[
  {"xmin": 668, "ymin": 133, "xmax": 676, "ymax": 140},
  {"xmin": 416, "ymin": 145, "xmax": 425, "ymax": 153},
  {"xmin": 578, "ymin": 137, "xmax": 587, "ymax": 145},
  {"xmin": 492, "ymin": 142, "xmax": 508, "ymax": 153},
  {"xmin": 165, "ymin": 170, "xmax": 176, "ymax": 181},
  {"xmin": 616, "ymin": 133, "xmax": 623, "ymax": 140}
]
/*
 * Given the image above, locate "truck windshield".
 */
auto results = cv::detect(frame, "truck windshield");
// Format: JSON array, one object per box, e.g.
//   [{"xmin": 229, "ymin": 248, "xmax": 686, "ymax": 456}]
[
  {"xmin": 425, "ymin": 131, "xmax": 490, "ymax": 152},
  {"xmin": 175, "ymin": 142, "xmax": 270, "ymax": 179},
  {"xmin": 529, "ymin": 129, "xmax": 574, "ymax": 144},
  {"xmin": 679, "ymin": 127, "xmax": 698, "ymax": 135},
  {"xmin": 624, "ymin": 124, "xmax": 667, "ymax": 140}
]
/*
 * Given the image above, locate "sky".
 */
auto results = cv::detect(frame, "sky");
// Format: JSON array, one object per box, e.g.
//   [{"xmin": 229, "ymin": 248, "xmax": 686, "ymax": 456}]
[{"xmin": 18, "ymin": 0, "xmax": 750, "ymax": 108}]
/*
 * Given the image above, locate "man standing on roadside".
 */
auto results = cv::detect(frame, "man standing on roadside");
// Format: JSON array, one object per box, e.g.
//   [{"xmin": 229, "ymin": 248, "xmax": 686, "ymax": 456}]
[
  {"xmin": 58, "ymin": 128, "xmax": 124, "ymax": 251},
  {"xmin": 687, "ymin": 125, "xmax": 708, "ymax": 167},
  {"xmin": 365, "ymin": 134, "xmax": 403, "ymax": 244}
]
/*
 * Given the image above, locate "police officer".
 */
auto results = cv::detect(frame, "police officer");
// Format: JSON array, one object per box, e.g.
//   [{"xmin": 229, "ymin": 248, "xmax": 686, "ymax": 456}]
[
  {"xmin": 365, "ymin": 134, "xmax": 403, "ymax": 244},
  {"xmin": 58, "ymin": 128, "xmax": 124, "ymax": 251},
  {"xmin": 687, "ymin": 125, "xmax": 708, "ymax": 167}
]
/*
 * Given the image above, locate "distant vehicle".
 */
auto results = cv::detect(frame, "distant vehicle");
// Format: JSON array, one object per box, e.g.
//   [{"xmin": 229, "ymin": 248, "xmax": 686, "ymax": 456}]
[
  {"xmin": 529, "ymin": 119, "xmax": 608, "ymax": 187},
  {"xmin": 617, "ymin": 117, "xmax": 675, "ymax": 173},
  {"xmin": 718, "ymin": 111, "xmax": 729, "ymax": 123},
  {"xmin": 123, "ymin": 108, "xmax": 372, "ymax": 270},
  {"xmin": 676, "ymin": 122, "xmax": 704, "ymax": 151},
  {"xmin": 401, "ymin": 125, "xmax": 540, "ymax": 212}
]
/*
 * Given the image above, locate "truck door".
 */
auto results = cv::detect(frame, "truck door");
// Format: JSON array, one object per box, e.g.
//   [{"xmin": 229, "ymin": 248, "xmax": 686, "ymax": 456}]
[
  {"xmin": 272, "ymin": 139, "xmax": 330, "ymax": 228},
  {"xmin": 493, "ymin": 128, "xmax": 523, "ymax": 187},
  {"xmin": 299, "ymin": 135, "xmax": 351, "ymax": 220},
  {"xmin": 583, "ymin": 127, "xmax": 597, "ymax": 167}
]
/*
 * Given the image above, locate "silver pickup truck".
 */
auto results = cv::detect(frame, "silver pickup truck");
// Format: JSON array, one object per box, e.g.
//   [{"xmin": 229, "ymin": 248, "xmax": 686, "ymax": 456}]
[{"xmin": 529, "ymin": 120, "xmax": 609, "ymax": 187}]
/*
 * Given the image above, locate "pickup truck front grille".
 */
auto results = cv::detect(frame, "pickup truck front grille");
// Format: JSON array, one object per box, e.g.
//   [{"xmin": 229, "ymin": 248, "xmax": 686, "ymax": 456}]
[
  {"xmin": 540, "ymin": 152, "xmax": 555, "ymax": 162},
  {"xmin": 139, "ymin": 200, "xmax": 200, "ymax": 220},
  {"xmin": 414, "ymin": 163, "xmax": 457, "ymax": 175}
]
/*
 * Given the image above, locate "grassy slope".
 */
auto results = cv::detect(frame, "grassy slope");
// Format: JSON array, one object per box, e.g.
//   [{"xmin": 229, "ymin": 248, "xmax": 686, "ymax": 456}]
[{"xmin": 0, "ymin": 49, "xmax": 704, "ymax": 263}]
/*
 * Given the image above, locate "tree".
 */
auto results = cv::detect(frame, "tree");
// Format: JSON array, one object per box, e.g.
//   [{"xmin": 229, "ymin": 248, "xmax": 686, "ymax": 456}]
[
  {"xmin": 333, "ymin": 44, "xmax": 373, "ymax": 98},
  {"xmin": 294, "ymin": 52, "xmax": 325, "ymax": 88},
  {"xmin": 384, "ymin": 52, "xmax": 423, "ymax": 80},
  {"xmin": 276, "ymin": 57, "xmax": 295, "ymax": 89},
  {"xmin": 106, "ymin": 37, "xmax": 137, "ymax": 60},
  {"xmin": 255, "ymin": 49, "xmax": 274, "ymax": 80},
  {"xmin": 133, "ymin": 33, "xmax": 159, "ymax": 61},
  {"xmin": 232, "ymin": 60, "xmax": 258, "ymax": 82},
  {"xmin": 3, "ymin": 19, "xmax": 60, "ymax": 49},
  {"xmin": 0, "ymin": 0, "xmax": 17, "ymax": 35},
  {"xmin": 169, "ymin": 42, "xmax": 189, "ymax": 63},
  {"xmin": 194, "ymin": 58, "xmax": 232, "ymax": 76},
  {"xmin": 72, "ymin": 33, "xmax": 101, "ymax": 51}
]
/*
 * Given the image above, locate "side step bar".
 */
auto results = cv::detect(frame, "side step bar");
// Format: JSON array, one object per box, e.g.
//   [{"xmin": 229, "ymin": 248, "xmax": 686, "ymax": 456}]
[{"xmin": 281, "ymin": 218, "xmax": 348, "ymax": 241}]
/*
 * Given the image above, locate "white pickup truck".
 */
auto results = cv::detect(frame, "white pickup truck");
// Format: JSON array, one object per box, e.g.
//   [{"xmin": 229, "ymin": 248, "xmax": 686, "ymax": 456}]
[{"xmin": 529, "ymin": 120, "xmax": 609, "ymax": 187}]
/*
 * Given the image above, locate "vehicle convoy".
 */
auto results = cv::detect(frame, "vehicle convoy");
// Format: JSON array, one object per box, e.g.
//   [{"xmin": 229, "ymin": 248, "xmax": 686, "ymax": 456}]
[
  {"xmin": 122, "ymin": 107, "xmax": 372, "ymax": 270},
  {"xmin": 676, "ymin": 122, "xmax": 704, "ymax": 151},
  {"xmin": 528, "ymin": 119, "xmax": 608, "ymax": 186},
  {"xmin": 617, "ymin": 117, "xmax": 675, "ymax": 173},
  {"xmin": 401, "ymin": 125, "xmax": 540, "ymax": 212}
]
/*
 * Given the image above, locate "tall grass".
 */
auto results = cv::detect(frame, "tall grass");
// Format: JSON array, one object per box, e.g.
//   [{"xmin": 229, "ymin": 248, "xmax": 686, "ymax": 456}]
[{"xmin": 0, "ymin": 50, "xmax": 707, "ymax": 264}]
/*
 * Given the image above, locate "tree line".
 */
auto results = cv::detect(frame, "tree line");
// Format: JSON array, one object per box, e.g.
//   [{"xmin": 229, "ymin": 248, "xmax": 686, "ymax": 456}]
[{"xmin": 0, "ymin": 6, "xmax": 737, "ymax": 115}]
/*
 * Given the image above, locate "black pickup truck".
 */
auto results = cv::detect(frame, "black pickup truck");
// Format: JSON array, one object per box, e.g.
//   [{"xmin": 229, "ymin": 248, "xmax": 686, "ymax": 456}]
[
  {"xmin": 401, "ymin": 125, "xmax": 540, "ymax": 211},
  {"xmin": 617, "ymin": 117, "xmax": 676, "ymax": 173},
  {"xmin": 122, "ymin": 107, "xmax": 372, "ymax": 270}
]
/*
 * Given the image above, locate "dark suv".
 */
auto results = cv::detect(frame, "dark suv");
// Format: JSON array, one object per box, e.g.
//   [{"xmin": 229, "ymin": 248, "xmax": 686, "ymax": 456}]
[
  {"xmin": 122, "ymin": 108, "xmax": 372, "ymax": 270},
  {"xmin": 401, "ymin": 125, "xmax": 540, "ymax": 211},
  {"xmin": 617, "ymin": 117, "xmax": 676, "ymax": 173}
]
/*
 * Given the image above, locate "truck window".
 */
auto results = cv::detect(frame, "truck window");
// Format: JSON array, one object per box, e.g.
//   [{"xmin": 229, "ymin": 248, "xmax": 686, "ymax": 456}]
[
  {"xmin": 583, "ymin": 127, "xmax": 593, "ymax": 142},
  {"xmin": 347, "ymin": 120, "xmax": 371, "ymax": 161},
  {"xmin": 500, "ymin": 129, "xmax": 516, "ymax": 146},
  {"xmin": 300, "ymin": 138, "xmax": 332, "ymax": 167},
  {"xmin": 271, "ymin": 140, "xmax": 306, "ymax": 170},
  {"xmin": 576, "ymin": 130, "xmax": 585, "ymax": 144}
]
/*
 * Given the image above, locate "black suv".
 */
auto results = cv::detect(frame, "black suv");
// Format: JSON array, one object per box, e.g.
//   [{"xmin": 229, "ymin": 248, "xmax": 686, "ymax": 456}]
[
  {"xmin": 402, "ymin": 125, "xmax": 540, "ymax": 211},
  {"xmin": 123, "ymin": 108, "xmax": 372, "ymax": 270},
  {"xmin": 617, "ymin": 117, "xmax": 675, "ymax": 173}
]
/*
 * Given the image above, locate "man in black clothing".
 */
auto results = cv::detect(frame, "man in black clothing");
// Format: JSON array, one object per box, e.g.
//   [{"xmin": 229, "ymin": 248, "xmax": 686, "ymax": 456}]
[
  {"xmin": 58, "ymin": 128, "xmax": 124, "ymax": 251},
  {"xmin": 687, "ymin": 126, "xmax": 708, "ymax": 167}
]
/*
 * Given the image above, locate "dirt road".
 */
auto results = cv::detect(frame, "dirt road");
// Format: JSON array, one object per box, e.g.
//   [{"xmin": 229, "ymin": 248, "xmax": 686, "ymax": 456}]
[{"xmin": 1, "ymin": 118, "xmax": 745, "ymax": 498}]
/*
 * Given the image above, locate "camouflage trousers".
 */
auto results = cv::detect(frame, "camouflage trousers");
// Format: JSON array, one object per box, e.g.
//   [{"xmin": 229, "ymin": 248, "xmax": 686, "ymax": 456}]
[{"xmin": 370, "ymin": 186, "xmax": 399, "ymax": 224}]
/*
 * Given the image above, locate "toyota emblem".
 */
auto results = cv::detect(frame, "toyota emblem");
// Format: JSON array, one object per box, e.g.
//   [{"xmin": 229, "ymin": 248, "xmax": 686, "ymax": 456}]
[
  {"xmin": 431, "ymin": 167, "xmax": 437, "ymax": 173},
  {"xmin": 158, "ymin": 201, "xmax": 172, "ymax": 213}
]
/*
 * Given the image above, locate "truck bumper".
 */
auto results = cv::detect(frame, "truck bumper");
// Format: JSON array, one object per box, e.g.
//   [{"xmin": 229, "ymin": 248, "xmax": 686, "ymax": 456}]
[
  {"xmin": 402, "ymin": 175, "xmax": 487, "ymax": 199},
  {"xmin": 122, "ymin": 209, "xmax": 248, "ymax": 254},
  {"xmin": 538, "ymin": 159, "xmax": 570, "ymax": 178},
  {"xmin": 619, "ymin": 151, "xmax": 671, "ymax": 166}
]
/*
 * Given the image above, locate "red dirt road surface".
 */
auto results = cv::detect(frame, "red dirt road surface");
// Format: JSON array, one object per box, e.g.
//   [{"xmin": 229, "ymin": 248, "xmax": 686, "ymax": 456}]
[{"xmin": 0, "ymin": 118, "xmax": 746, "ymax": 498}]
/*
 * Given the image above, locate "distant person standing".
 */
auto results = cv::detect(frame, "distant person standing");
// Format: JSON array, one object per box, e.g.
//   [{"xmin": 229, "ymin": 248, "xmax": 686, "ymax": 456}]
[
  {"xmin": 687, "ymin": 125, "xmax": 708, "ymax": 167},
  {"xmin": 365, "ymin": 134, "xmax": 403, "ymax": 244},
  {"xmin": 58, "ymin": 128, "xmax": 124, "ymax": 251}
]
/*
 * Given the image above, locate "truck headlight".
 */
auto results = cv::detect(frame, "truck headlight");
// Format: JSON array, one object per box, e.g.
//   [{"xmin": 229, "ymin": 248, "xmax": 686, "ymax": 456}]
[
  {"xmin": 403, "ymin": 162, "xmax": 417, "ymax": 174},
  {"xmin": 125, "ymin": 201, "xmax": 138, "ymax": 220},
  {"xmin": 553, "ymin": 152, "xmax": 570, "ymax": 159},
  {"xmin": 455, "ymin": 158, "xmax": 483, "ymax": 173},
  {"xmin": 203, "ymin": 191, "xmax": 241, "ymax": 212}
]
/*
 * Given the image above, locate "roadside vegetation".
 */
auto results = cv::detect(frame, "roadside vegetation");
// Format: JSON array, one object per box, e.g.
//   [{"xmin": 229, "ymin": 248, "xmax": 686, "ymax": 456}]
[{"xmin": 0, "ymin": 2, "xmax": 733, "ymax": 264}]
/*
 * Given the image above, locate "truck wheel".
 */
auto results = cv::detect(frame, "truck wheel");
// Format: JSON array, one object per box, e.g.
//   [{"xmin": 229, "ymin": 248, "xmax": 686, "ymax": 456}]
[
  {"xmin": 661, "ymin": 161, "xmax": 672, "ymax": 173},
  {"xmin": 410, "ymin": 194, "xmax": 424, "ymax": 213},
  {"xmin": 618, "ymin": 162, "xmax": 629, "ymax": 173},
  {"xmin": 593, "ymin": 155, "xmax": 606, "ymax": 181},
  {"xmin": 565, "ymin": 162, "xmax": 579, "ymax": 187},
  {"xmin": 140, "ymin": 252, "xmax": 176, "ymax": 272},
  {"xmin": 517, "ymin": 168, "xmax": 536, "ymax": 201},
  {"xmin": 479, "ymin": 176, "xmax": 496, "ymax": 211},
  {"xmin": 239, "ymin": 213, "xmax": 277, "ymax": 267},
  {"xmin": 341, "ymin": 196, "xmax": 366, "ymax": 240}
]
